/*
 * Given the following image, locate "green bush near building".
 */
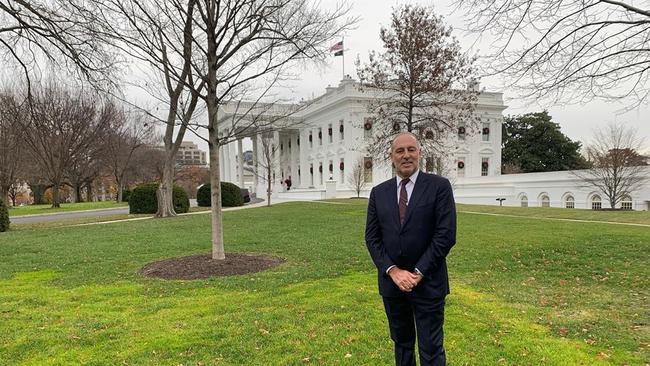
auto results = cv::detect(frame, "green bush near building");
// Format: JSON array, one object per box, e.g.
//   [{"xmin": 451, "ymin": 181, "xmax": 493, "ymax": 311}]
[
  {"xmin": 128, "ymin": 183, "xmax": 190, "ymax": 214},
  {"xmin": 196, "ymin": 182, "xmax": 243, "ymax": 207}
]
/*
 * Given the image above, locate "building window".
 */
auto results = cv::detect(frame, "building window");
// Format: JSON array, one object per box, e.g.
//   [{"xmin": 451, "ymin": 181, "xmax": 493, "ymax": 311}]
[
  {"xmin": 481, "ymin": 158, "xmax": 489, "ymax": 176},
  {"xmin": 309, "ymin": 132, "xmax": 313, "ymax": 148},
  {"xmin": 318, "ymin": 128, "xmax": 323, "ymax": 145},
  {"xmin": 565, "ymin": 195, "xmax": 575, "ymax": 209},
  {"xmin": 540, "ymin": 195, "xmax": 550, "ymax": 208},
  {"xmin": 339, "ymin": 120, "xmax": 344, "ymax": 141},
  {"xmin": 621, "ymin": 196, "xmax": 632, "ymax": 210},
  {"xmin": 364, "ymin": 118, "xmax": 373, "ymax": 139},
  {"xmin": 339, "ymin": 158, "xmax": 345, "ymax": 182},
  {"xmin": 309, "ymin": 164, "xmax": 314, "ymax": 186},
  {"xmin": 482, "ymin": 122, "xmax": 490, "ymax": 142},
  {"xmin": 458, "ymin": 124, "xmax": 466, "ymax": 140},
  {"xmin": 363, "ymin": 157, "xmax": 373, "ymax": 183},
  {"xmin": 328, "ymin": 124, "xmax": 333, "ymax": 143},
  {"xmin": 457, "ymin": 159, "xmax": 465, "ymax": 178},
  {"xmin": 521, "ymin": 195, "xmax": 528, "ymax": 207},
  {"xmin": 591, "ymin": 195, "xmax": 602, "ymax": 210}
]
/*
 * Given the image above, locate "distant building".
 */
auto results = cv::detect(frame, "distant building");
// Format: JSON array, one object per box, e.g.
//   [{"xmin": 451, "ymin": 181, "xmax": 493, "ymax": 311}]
[
  {"xmin": 176, "ymin": 141, "xmax": 207, "ymax": 167},
  {"xmin": 216, "ymin": 77, "xmax": 650, "ymax": 210}
]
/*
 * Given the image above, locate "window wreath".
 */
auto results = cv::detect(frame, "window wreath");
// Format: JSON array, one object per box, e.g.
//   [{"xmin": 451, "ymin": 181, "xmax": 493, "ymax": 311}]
[
  {"xmin": 318, "ymin": 165, "xmax": 323, "ymax": 173},
  {"xmin": 329, "ymin": 163, "xmax": 333, "ymax": 172},
  {"xmin": 393, "ymin": 122, "xmax": 400, "ymax": 132},
  {"xmin": 364, "ymin": 160, "xmax": 373, "ymax": 169},
  {"xmin": 458, "ymin": 126, "xmax": 466, "ymax": 135},
  {"xmin": 318, "ymin": 131, "xmax": 322, "ymax": 139},
  {"xmin": 482, "ymin": 127, "xmax": 490, "ymax": 135},
  {"xmin": 425, "ymin": 130, "xmax": 434, "ymax": 139},
  {"xmin": 339, "ymin": 124, "xmax": 344, "ymax": 133},
  {"xmin": 482, "ymin": 161, "xmax": 489, "ymax": 169},
  {"xmin": 364, "ymin": 121, "xmax": 372, "ymax": 130},
  {"xmin": 339, "ymin": 162, "xmax": 344, "ymax": 171},
  {"xmin": 328, "ymin": 127, "xmax": 332, "ymax": 136},
  {"xmin": 458, "ymin": 161, "xmax": 465, "ymax": 169}
]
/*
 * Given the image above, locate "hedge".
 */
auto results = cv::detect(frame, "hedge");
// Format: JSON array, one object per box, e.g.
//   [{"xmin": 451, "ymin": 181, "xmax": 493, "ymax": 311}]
[
  {"xmin": 197, "ymin": 182, "xmax": 244, "ymax": 207},
  {"xmin": 128, "ymin": 183, "xmax": 190, "ymax": 214},
  {"xmin": 0, "ymin": 198, "xmax": 9, "ymax": 232}
]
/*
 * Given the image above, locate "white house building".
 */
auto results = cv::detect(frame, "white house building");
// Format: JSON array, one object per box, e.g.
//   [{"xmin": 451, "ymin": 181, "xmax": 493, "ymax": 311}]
[{"xmin": 217, "ymin": 77, "xmax": 650, "ymax": 210}]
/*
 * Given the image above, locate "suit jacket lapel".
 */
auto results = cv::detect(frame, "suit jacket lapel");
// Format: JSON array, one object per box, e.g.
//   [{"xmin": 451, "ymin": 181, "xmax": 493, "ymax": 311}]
[
  {"xmin": 401, "ymin": 173, "xmax": 431, "ymax": 229},
  {"xmin": 386, "ymin": 178, "xmax": 400, "ymax": 230}
]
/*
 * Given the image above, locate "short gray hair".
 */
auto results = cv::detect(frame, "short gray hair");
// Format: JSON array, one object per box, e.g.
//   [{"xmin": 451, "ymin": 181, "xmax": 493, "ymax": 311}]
[{"xmin": 390, "ymin": 132, "xmax": 421, "ymax": 151}]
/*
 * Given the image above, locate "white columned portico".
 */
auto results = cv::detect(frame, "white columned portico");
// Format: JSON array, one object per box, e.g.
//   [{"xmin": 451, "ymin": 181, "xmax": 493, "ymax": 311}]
[{"xmin": 237, "ymin": 138, "xmax": 244, "ymax": 188}]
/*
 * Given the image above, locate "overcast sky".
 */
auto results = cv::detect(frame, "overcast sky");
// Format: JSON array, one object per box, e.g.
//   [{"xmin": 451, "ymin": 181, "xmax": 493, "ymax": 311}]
[
  {"xmin": 173, "ymin": 0, "xmax": 650, "ymax": 153},
  {"xmin": 291, "ymin": 0, "xmax": 649, "ymax": 145}
]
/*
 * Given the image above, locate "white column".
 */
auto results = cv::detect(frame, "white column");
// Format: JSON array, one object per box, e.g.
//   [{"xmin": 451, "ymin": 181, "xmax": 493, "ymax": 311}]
[
  {"xmin": 273, "ymin": 131, "xmax": 282, "ymax": 196},
  {"xmin": 289, "ymin": 133, "xmax": 297, "ymax": 187},
  {"xmin": 252, "ymin": 134, "xmax": 259, "ymax": 196},
  {"xmin": 237, "ymin": 138, "xmax": 244, "ymax": 188},
  {"xmin": 299, "ymin": 130, "xmax": 309, "ymax": 188}
]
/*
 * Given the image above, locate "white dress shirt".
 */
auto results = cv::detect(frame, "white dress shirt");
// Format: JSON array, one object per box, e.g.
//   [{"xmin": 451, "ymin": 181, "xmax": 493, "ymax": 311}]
[
  {"xmin": 396, "ymin": 169, "xmax": 419, "ymax": 205},
  {"xmin": 387, "ymin": 169, "xmax": 423, "ymax": 277}
]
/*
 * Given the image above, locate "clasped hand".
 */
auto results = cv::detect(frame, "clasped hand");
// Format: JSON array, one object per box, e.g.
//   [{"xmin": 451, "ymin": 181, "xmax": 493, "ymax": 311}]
[{"xmin": 388, "ymin": 267, "xmax": 422, "ymax": 292}]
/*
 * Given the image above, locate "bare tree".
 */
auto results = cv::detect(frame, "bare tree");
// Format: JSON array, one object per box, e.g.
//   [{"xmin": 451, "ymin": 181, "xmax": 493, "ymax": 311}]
[
  {"xmin": 187, "ymin": 0, "xmax": 354, "ymax": 260},
  {"xmin": 254, "ymin": 133, "xmax": 279, "ymax": 207},
  {"xmin": 90, "ymin": 0, "xmax": 206, "ymax": 217},
  {"xmin": 103, "ymin": 108, "xmax": 154, "ymax": 202},
  {"xmin": 0, "ymin": 89, "xmax": 25, "ymax": 202},
  {"xmin": 574, "ymin": 122, "xmax": 648, "ymax": 209},
  {"xmin": 459, "ymin": 0, "xmax": 650, "ymax": 107},
  {"xmin": 356, "ymin": 4, "xmax": 478, "ymax": 162},
  {"xmin": 0, "ymin": 0, "xmax": 115, "ymax": 92},
  {"xmin": 18, "ymin": 83, "xmax": 110, "ymax": 208},
  {"xmin": 347, "ymin": 157, "xmax": 365, "ymax": 198}
]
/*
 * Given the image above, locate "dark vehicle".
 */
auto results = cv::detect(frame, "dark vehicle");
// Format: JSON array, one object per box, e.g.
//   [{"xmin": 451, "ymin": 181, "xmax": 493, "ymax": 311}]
[{"xmin": 240, "ymin": 188, "xmax": 251, "ymax": 203}]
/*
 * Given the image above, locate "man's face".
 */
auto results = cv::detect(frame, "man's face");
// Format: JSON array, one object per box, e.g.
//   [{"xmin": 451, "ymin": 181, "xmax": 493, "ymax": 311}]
[{"xmin": 391, "ymin": 134, "xmax": 421, "ymax": 178}]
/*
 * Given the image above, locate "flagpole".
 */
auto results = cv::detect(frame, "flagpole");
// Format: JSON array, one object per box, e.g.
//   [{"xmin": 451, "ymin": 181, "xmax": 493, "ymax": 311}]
[{"xmin": 342, "ymin": 37, "xmax": 345, "ymax": 79}]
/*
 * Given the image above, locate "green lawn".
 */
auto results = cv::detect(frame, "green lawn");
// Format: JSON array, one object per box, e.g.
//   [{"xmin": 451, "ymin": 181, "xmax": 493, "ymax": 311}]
[
  {"xmin": 8, "ymin": 201, "xmax": 128, "ymax": 217},
  {"xmin": 0, "ymin": 201, "xmax": 648, "ymax": 365},
  {"xmin": 458, "ymin": 203, "xmax": 650, "ymax": 225}
]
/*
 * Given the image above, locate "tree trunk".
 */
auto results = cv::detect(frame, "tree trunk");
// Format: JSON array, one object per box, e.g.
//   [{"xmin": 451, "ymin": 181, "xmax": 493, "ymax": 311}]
[
  {"xmin": 86, "ymin": 182, "xmax": 94, "ymax": 202},
  {"xmin": 156, "ymin": 157, "xmax": 176, "ymax": 217},
  {"xmin": 0, "ymin": 187, "xmax": 8, "ymax": 205},
  {"xmin": 71, "ymin": 183, "xmax": 81, "ymax": 203},
  {"xmin": 267, "ymin": 171, "xmax": 272, "ymax": 207},
  {"xmin": 116, "ymin": 180, "xmax": 123, "ymax": 203},
  {"xmin": 209, "ymin": 138, "xmax": 224, "ymax": 260},
  {"xmin": 30, "ymin": 184, "xmax": 46, "ymax": 204},
  {"xmin": 51, "ymin": 184, "xmax": 61, "ymax": 208}
]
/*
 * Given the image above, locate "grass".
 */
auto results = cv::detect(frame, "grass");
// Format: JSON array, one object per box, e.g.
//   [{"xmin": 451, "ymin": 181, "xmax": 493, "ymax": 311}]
[
  {"xmin": 8, "ymin": 201, "xmax": 128, "ymax": 217},
  {"xmin": 458, "ymin": 203, "xmax": 650, "ymax": 225},
  {"xmin": 0, "ymin": 201, "xmax": 648, "ymax": 365}
]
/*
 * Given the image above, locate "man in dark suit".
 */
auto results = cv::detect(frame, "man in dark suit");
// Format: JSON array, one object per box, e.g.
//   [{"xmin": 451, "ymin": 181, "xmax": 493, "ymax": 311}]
[{"xmin": 365, "ymin": 132, "xmax": 457, "ymax": 366}]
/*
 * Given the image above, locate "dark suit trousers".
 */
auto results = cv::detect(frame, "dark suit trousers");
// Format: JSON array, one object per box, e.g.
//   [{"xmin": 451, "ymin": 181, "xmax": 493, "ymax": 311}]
[{"xmin": 382, "ymin": 296, "xmax": 446, "ymax": 366}]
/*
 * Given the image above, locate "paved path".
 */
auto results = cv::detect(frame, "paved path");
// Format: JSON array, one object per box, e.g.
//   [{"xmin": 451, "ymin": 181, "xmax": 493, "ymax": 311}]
[{"xmin": 10, "ymin": 207, "xmax": 130, "ymax": 225}]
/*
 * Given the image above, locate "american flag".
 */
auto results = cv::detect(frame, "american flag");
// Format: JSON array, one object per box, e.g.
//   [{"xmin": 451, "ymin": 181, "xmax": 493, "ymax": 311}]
[{"xmin": 329, "ymin": 41, "xmax": 343, "ymax": 52}]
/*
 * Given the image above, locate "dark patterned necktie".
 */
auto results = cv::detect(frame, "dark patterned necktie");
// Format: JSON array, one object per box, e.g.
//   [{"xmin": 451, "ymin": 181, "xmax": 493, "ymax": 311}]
[{"xmin": 399, "ymin": 178, "xmax": 410, "ymax": 225}]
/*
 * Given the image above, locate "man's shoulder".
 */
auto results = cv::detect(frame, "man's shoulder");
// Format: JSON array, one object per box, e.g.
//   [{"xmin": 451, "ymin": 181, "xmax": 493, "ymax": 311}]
[{"xmin": 419, "ymin": 171, "xmax": 448, "ymax": 183}]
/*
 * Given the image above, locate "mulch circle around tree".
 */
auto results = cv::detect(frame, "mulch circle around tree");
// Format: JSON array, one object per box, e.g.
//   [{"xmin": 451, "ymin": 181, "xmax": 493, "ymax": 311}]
[{"xmin": 139, "ymin": 253, "xmax": 285, "ymax": 280}]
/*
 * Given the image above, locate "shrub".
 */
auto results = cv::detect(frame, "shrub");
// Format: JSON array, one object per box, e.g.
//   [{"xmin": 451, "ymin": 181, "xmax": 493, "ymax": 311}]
[
  {"xmin": 196, "ymin": 182, "xmax": 244, "ymax": 207},
  {"xmin": 197, "ymin": 184, "xmax": 211, "ymax": 207},
  {"xmin": 0, "ymin": 198, "xmax": 9, "ymax": 232},
  {"xmin": 121, "ymin": 189, "xmax": 131, "ymax": 202},
  {"xmin": 129, "ymin": 183, "xmax": 190, "ymax": 214}
]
